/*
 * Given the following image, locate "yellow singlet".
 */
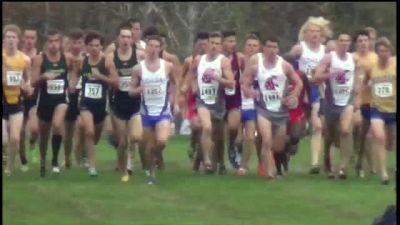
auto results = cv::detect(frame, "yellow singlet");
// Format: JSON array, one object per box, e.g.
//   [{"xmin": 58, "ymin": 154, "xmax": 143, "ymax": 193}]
[
  {"xmin": 2, "ymin": 50, "xmax": 28, "ymax": 105},
  {"xmin": 354, "ymin": 51, "xmax": 378, "ymax": 105},
  {"xmin": 370, "ymin": 57, "xmax": 396, "ymax": 113}
]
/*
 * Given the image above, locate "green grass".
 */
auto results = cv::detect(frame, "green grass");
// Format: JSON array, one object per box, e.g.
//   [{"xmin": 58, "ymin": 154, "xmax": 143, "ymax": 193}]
[{"xmin": 3, "ymin": 135, "xmax": 396, "ymax": 225}]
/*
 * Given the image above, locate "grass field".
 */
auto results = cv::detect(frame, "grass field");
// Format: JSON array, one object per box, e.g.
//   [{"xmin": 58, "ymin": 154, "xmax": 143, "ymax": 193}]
[{"xmin": 3, "ymin": 135, "xmax": 396, "ymax": 225}]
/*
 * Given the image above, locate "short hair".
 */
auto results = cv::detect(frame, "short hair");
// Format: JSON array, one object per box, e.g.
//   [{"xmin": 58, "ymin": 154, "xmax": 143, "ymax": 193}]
[
  {"xmin": 265, "ymin": 36, "xmax": 279, "ymax": 45},
  {"xmin": 337, "ymin": 33, "xmax": 351, "ymax": 40},
  {"xmin": 195, "ymin": 32, "xmax": 209, "ymax": 43},
  {"xmin": 68, "ymin": 28, "xmax": 84, "ymax": 40},
  {"xmin": 3, "ymin": 24, "xmax": 21, "ymax": 39},
  {"xmin": 143, "ymin": 26, "xmax": 159, "ymax": 38},
  {"xmin": 127, "ymin": 18, "xmax": 141, "ymax": 25},
  {"xmin": 209, "ymin": 32, "xmax": 222, "ymax": 39},
  {"xmin": 245, "ymin": 33, "xmax": 260, "ymax": 42},
  {"xmin": 249, "ymin": 31, "xmax": 261, "ymax": 39},
  {"xmin": 117, "ymin": 22, "xmax": 132, "ymax": 35},
  {"xmin": 353, "ymin": 29, "xmax": 370, "ymax": 42},
  {"xmin": 45, "ymin": 29, "xmax": 61, "ymax": 40},
  {"xmin": 222, "ymin": 30, "xmax": 236, "ymax": 38},
  {"xmin": 23, "ymin": 29, "xmax": 37, "ymax": 35},
  {"xmin": 375, "ymin": 37, "xmax": 393, "ymax": 52},
  {"xmin": 146, "ymin": 35, "xmax": 163, "ymax": 45},
  {"xmin": 84, "ymin": 30, "xmax": 104, "ymax": 46},
  {"xmin": 364, "ymin": 26, "xmax": 377, "ymax": 37}
]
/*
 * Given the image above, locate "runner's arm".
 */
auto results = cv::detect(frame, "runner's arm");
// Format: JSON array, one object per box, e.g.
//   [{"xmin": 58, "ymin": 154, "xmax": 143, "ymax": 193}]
[
  {"xmin": 182, "ymin": 56, "xmax": 200, "ymax": 95},
  {"xmin": 284, "ymin": 44, "xmax": 302, "ymax": 64},
  {"xmin": 220, "ymin": 57, "xmax": 235, "ymax": 88},
  {"xmin": 105, "ymin": 54, "xmax": 119, "ymax": 89},
  {"xmin": 21, "ymin": 56, "xmax": 33, "ymax": 95},
  {"xmin": 167, "ymin": 62, "xmax": 180, "ymax": 114},
  {"xmin": 313, "ymin": 54, "xmax": 331, "ymax": 84},
  {"xmin": 240, "ymin": 55, "xmax": 257, "ymax": 98},
  {"xmin": 284, "ymin": 61, "xmax": 303, "ymax": 98},
  {"xmin": 128, "ymin": 64, "xmax": 143, "ymax": 97},
  {"xmin": 31, "ymin": 54, "xmax": 45, "ymax": 87}
]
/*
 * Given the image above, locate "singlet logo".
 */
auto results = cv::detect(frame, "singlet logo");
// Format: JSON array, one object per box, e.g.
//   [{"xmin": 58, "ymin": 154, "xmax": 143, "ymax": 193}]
[
  {"xmin": 334, "ymin": 70, "xmax": 349, "ymax": 84},
  {"xmin": 264, "ymin": 75, "xmax": 279, "ymax": 90},
  {"xmin": 202, "ymin": 68, "xmax": 217, "ymax": 83}
]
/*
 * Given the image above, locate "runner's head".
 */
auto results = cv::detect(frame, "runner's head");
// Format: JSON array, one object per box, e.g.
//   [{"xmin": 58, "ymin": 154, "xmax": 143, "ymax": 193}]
[
  {"xmin": 326, "ymin": 39, "xmax": 336, "ymax": 52},
  {"xmin": 2, "ymin": 24, "xmax": 21, "ymax": 52},
  {"xmin": 298, "ymin": 16, "xmax": 332, "ymax": 44},
  {"xmin": 336, "ymin": 33, "xmax": 351, "ymax": 54},
  {"xmin": 364, "ymin": 26, "xmax": 377, "ymax": 51},
  {"xmin": 45, "ymin": 29, "xmax": 62, "ymax": 54},
  {"xmin": 208, "ymin": 32, "xmax": 222, "ymax": 56},
  {"xmin": 85, "ymin": 30, "xmax": 104, "ymax": 57},
  {"xmin": 263, "ymin": 36, "xmax": 279, "ymax": 59},
  {"xmin": 353, "ymin": 29, "xmax": 370, "ymax": 54},
  {"xmin": 145, "ymin": 35, "xmax": 163, "ymax": 59},
  {"xmin": 143, "ymin": 26, "xmax": 159, "ymax": 42},
  {"xmin": 222, "ymin": 30, "xmax": 237, "ymax": 54},
  {"xmin": 194, "ymin": 32, "xmax": 209, "ymax": 55},
  {"xmin": 117, "ymin": 23, "xmax": 133, "ymax": 50},
  {"xmin": 127, "ymin": 18, "xmax": 142, "ymax": 42},
  {"xmin": 375, "ymin": 37, "xmax": 392, "ymax": 61},
  {"xmin": 244, "ymin": 33, "xmax": 261, "ymax": 57},
  {"xmin": 22, "ymin": 29, "xmax": 37, "ymax": 50},
  {"xmin": 68, "ymin": 28, "xmax": 85, "ymax": 55}
]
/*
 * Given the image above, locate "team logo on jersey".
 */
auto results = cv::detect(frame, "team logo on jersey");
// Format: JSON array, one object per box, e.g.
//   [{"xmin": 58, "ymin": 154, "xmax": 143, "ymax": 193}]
[
  {"xmin": 334, "ymin": 70, "xmax": 349, "ymax": 84},
  {"xmin": 264, "ymin": 75, "xmax": 279, "ymax": 90},
  {"xmin": 202, "ymin": 68, "xmax": 217, "ymax": 83}
]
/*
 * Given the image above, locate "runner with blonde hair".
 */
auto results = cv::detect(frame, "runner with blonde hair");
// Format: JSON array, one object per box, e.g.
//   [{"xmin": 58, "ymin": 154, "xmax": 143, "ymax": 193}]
[{"xmin": 288, "ymin": 16, "xmax": 332, "ymax": 174}]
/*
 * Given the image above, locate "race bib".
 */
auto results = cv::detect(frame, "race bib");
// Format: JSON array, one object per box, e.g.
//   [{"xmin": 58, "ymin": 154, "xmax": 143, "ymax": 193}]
[
  {"xmin": 263, "ymin": 90, "xmax": 281, "ymax": 112},
  {"xmin": 47, "ymin": 79, "xmax": 65, "ymax": 94},
  {"xmin": 374, "ymin": 82, "xmax": 393, "ymax": 98},
  {"xmin": 144, "ymin": 84, "xmax": 166, "ymax": 105},
  {"xmin": 6, "ymin": 71, "xmax": 23, "ymax": 86},
  {"xmin": 333, "ymin": 85, "xmax": 351, "ymax": 105},
  {"xmin": 84, "ymin": 83, "xmax": 102, "ymax": 99},
  {"xmin": 200, "ymin": 85, "xmax": 218, "ymax": 104},
  {"xmin": 119, "ymin": 77, "xmax": 130, "ymax": 92}
]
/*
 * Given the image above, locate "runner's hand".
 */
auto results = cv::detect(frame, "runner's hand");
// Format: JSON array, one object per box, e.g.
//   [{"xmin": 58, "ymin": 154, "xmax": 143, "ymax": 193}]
[{"xmin": 282, "ymin": 95, "xmax": 298, "ymax": 109}]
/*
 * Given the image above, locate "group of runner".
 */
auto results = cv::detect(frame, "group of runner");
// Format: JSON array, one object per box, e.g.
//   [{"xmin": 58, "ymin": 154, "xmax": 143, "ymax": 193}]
[{"xmin": 2, "ymin": 16, "xmax": 396, "ymax": 185}]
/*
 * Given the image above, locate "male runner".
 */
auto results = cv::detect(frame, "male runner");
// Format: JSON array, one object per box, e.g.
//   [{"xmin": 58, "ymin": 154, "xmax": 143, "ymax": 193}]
[
  {"xmin": 3, "ymin": 24, "xmax": 32, "ymax": 175},
  {"xmin": 364, "ymin": 37, "xmax": 396, "ymax": 184},
  {"xmin": 129, "ymin": 35, "xmax": 179, "ymax": 184},
  {"xmin": 20, "ymin": 28, "xmax": 39, "ymax": 169},
  {"xmin": 238, "ymin": 33, "xmax": 262, "ymax": 176},
  {"xmin": 221, "ymin": 31, "xmax": 246, "ymax": 171},
  {"xmin": 73, "ymin": 31, "xmax": 119, "ymax": 177},
  {"xmin": 106, "ymin": 24, "xmax": 145, "ymax": 182},
  {"xmin": 180, "ymin": 32, "xmax": 209, "ymax": 171},
  {"xmin": 287, "ymin": 16, "xmax": 332, "ymax": 174},
  {"xmin": 64, "ymin": 28, "xmax": 85, "ymax": 169},
  {"xmin": 352, "ymin": 29, "xmax": 378, "ymax": 178},
  {"xmin": 184, "ymin": 32, "xmax": 235, "ymax": 174},
  {"xmin": 31, "ymin": 29, "xmax": 74, "ymax": 177},
  {"xmin": 242, "ymin": 36, "xmax": 303, "ymax": 178},
  {"xmin": 314, "ymin": 33, "xmax": 359, "ymax": 179}
]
